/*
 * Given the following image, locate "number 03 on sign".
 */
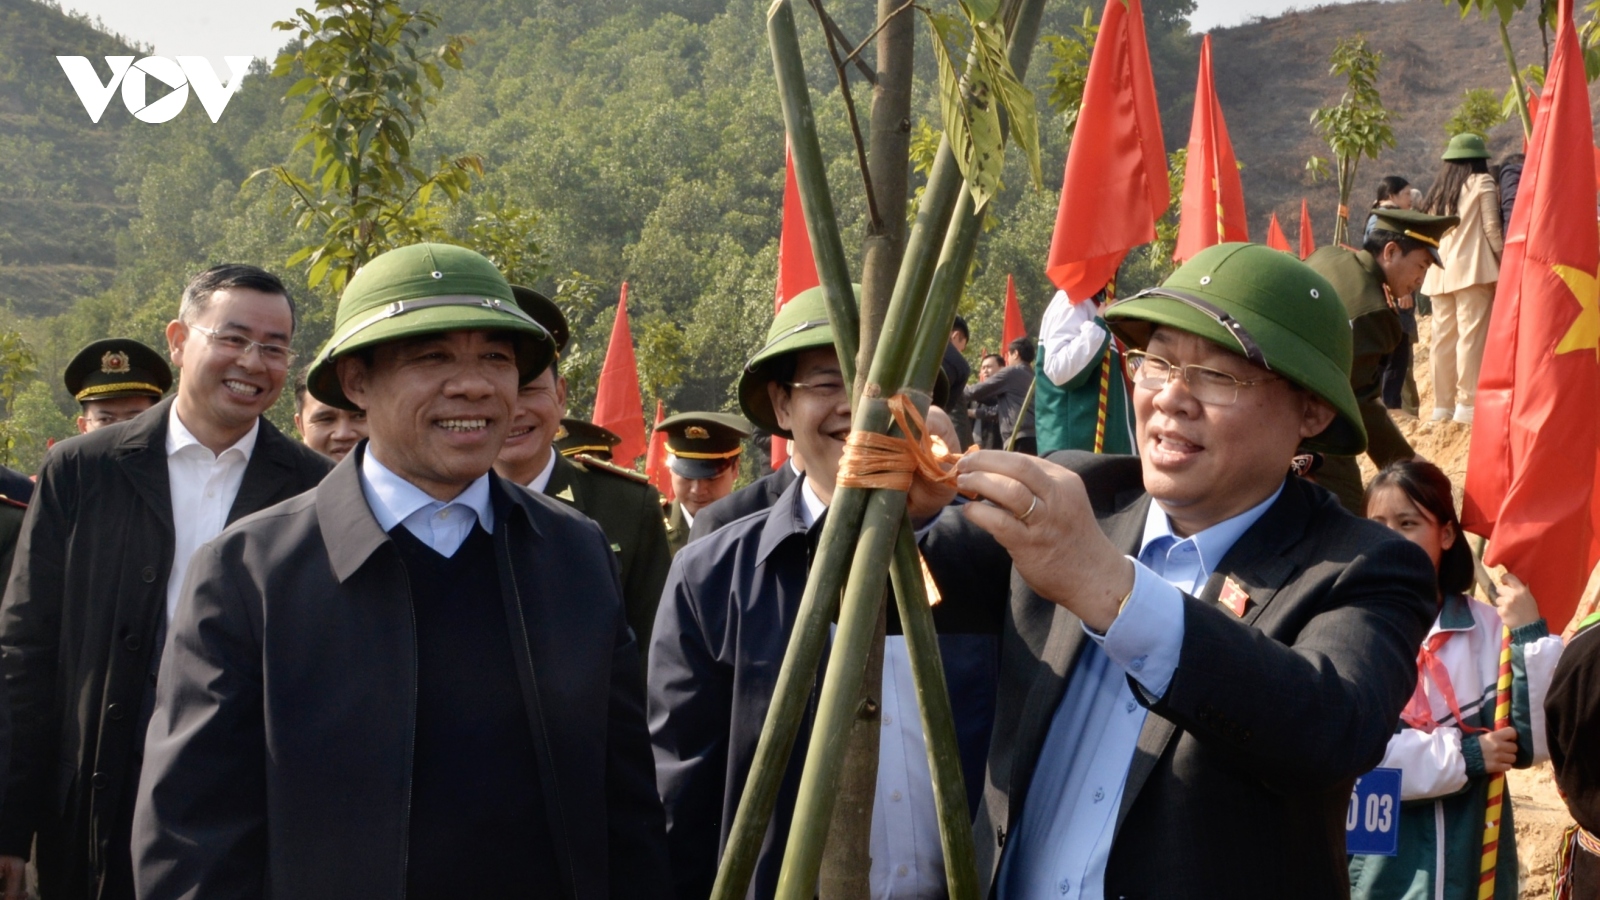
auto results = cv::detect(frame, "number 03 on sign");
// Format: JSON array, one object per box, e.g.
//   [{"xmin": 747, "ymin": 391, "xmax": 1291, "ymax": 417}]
[{"xmin": 1346, "ymin": 768, "xmax": 1402, "ymax": 856}]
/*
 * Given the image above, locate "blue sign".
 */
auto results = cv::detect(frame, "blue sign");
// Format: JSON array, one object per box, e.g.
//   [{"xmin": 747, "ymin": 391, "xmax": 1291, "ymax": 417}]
[{"xmin": 1346, "ymin": 767, "xmax": 1402, "ymax": 856}]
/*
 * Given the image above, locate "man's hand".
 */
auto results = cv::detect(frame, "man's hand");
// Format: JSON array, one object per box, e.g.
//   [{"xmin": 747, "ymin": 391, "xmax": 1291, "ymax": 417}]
[
  {"xmin": 954, "ymin": 451, "xmax": 1133, "ymax": 632},
  {"xmin": 0, "ymin": 855, "xmax": 27, "ymax": 900},
  {"xmin": 1477, "ymin": 726, "xmax": 1518, "ymax": 774},
  {"xmin": 1493, "ymin": 571, "xmax": 1541, "ymax": 630},
  {"xmin": 906, "ymin": 405, "xmax": 960, "ymax": 520}
]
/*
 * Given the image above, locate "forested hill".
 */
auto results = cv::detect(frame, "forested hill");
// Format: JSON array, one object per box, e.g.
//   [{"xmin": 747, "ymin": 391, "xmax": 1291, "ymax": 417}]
[
  {"xmin": 0, "ymin": 0, "xmax": 141, "ymax": 316},
  {"xmin": 0, "ymin": 0, "xmax": 1579, "ymax": 470}
]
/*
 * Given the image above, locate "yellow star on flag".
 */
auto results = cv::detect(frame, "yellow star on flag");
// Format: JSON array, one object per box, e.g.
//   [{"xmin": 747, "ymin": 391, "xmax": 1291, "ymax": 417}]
[{"xmin": 1552, "ymin": 263, "xmax": 1600, "ymax": 362}]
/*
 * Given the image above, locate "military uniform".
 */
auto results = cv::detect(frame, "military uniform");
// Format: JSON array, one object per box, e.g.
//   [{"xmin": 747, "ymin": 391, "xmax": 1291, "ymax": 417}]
[
  {"xmin": 1306, "ymin": 210, "xmax": 1457, "ymax": 512},
  {"xmin": 64, "ymin": 339, "xmax": 170, "ymax": 410},
  {"xmin": 543, "ymin": 450, "xmax": 671, "ymax": 650},
  {"xmin": 655, "ymin": 411, "xmax": 751, "ymax": 558}
]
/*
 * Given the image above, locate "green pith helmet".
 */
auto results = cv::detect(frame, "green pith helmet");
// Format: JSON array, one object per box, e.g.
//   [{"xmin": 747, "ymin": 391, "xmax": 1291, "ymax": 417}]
[
  {"xmin": 1104, "ymin": 242, "xmax": 1366, "ymax": 456},
  {"xmin": 738, "ymin": 284, "xmax": 856, "ymax": 438},
  {"xmin": 305, "ymin": 243, "xmax": 554, "ymax": 409},
  {"xmin": 1442, "ymin": 133, "xmax": 1491, "ymax": 161}
]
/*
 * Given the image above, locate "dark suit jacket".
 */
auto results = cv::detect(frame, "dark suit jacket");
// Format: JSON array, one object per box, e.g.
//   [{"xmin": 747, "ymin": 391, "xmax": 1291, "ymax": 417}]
[
  {"xmin": 0, "ymin": 467, "xmax": 32, "ymax": 505},
  {"xmin": 543, "ymin": 454, "xmax": 671, "ymax": 651},
  {"xmin": 687, "ymin": 463, "xmax": 797, "ymax": 543},
  {"xmin": 976, "ymin": 452, "xmax": 1435, "ymax": 900},
  {"xmin": 131, "ymin": 450, "xmax": 669, "ymax": 899},
  {"xmin": 0, "ymin": 396, "xmax": 331, "ymax": 898},
  {"xmin": 943, "ymin": 341, "xmax": 974, "ymax": 448}
]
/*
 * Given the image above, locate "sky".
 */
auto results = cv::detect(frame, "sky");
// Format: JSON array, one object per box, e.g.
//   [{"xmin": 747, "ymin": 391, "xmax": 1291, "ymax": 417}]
[{"xmin": 56, "ymin": 0, "xmax": 1355, "ymax": 65}]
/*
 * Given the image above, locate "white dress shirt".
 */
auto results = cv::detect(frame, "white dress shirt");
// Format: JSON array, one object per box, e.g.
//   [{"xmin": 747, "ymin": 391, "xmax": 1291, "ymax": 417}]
[
  {"xmin": 1039, "ymin": 290, "xmax": 1110, "ymax": 387},
  {"xmin": 681, "ymin": 504, "xmax": 697, "ymax": 530},
  {"xmin": 360, "ymin": 449, "xmax": 495, "ymax": 557},
  {"xmin": 799, "ymin": 477, "xmax": 946, "ymax": 898},
  {"xmin": 165, "ymin": 406, "xmax": 257, "ymax": 622},
  {"xmin": 526, "ymin": 450, "xmax": 558, "ymax": 495}
]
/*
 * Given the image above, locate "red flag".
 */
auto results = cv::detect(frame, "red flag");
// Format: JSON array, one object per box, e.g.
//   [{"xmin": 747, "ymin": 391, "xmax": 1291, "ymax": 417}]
[
  {"xmin": 774, "ymin": 142, "xmax": 819, "ymax": 314},
  {"xmin": 1462, "ymin": 0, "xmax": 1600, "ymax": 631},
  {"xmin": 592, "ymin": 282, "xmax": 648, "ymax": 468},
  {"xmin": 769, "ymin": 141, "xmax": 818, "ymax": 470},
  {"xmin": 1265, "ymin": 213, "xmax": 1291, "ymax": 252},
  {"xmin": 1174, "ymin": 35, "xmax": 1247, "ymax": 262},
  {"xmin": 1298, "ymin": 197, "xmax": 1315, "ymax": 260},
  {"xmin": 1001, "ymin": 274, "xmax": 1027, "ymax": 348},
  {"xmin": 645, "ymin": 399, "xmax": 673, "ymax": 501},
  {"xmin": 1044, "ymin": 0, "xmax": 1168, "ymax": 301}
]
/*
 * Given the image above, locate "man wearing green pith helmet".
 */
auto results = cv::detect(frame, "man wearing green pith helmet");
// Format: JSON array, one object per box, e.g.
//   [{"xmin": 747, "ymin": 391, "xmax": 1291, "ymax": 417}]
[
  {"xmin": 131, "ymin": 243, "xmax": 669, "ymax": 898},
  {"xmin": 955, "ymin": 243, "xmax": 1437, "ymax": 899}
]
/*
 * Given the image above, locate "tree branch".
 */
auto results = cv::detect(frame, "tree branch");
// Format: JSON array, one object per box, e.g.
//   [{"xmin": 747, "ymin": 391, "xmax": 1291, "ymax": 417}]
[
  {"xmin": 808, "ymin": 0, "xmax": 882, "ymax": 232},
  {"xmin": 812, "ymin": 3, "xmax": 878, "ymax": 84},
  {"xmin": 841, "ymin": 0, "xmax": 917, "ymax": 67}
]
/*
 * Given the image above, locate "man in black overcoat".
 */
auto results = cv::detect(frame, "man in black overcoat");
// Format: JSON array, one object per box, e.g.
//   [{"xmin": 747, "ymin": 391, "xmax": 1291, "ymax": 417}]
[
  {"xmin": 131, "ymin": 243, "xmax": 668, "ymax": 899},
  {"xmin": 0, "ymin": 265, "xmax": 331, "ymax": 900}
]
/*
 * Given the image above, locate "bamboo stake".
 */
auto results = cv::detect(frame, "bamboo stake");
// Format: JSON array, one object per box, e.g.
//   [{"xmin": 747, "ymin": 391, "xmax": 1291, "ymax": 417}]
[
  {"xmin": 712, "ymin": 1, "xmax": 1048, "ymax": 896},
  {"xmin": 887, "ymin": 519, "xmax": 981, "ymax": 900},
  {"xmin": 1005, "ymin": 379, "xmax": 1036, "ymax": 453},
  {"xmin": 769, "ymin": 0, "xmax": 860, "ymax": 387}
]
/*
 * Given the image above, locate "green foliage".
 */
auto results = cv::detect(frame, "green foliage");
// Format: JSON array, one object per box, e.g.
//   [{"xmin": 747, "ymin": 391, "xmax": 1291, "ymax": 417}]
[
  {"xmin": 924, "ymin": 2, "xmax": 1042, "ymax": 211},
  {"xmin": 1308, "ymin": 35, "xmax": 1395, "ymax": 246},
  {"xmin": 1445, "ymin": 88, "xmax": 1508, "ymax": 139},
  {"xmin": 260, "ymin": 0, "xmax": 484, "ymax": 293},
  {"xmin": 0, "ymin": 329, "xmax": 41, "ymax": 467},
  {"xmin": 1442, "ymin": 0, "xmax": 1527, "ymax": 25},
  {"xmin": 1041, "ymin": 8, "xmax": 1097, "ymax": 137},
  {"xmin": 1503, "ymin": 65, "xmax": 1544, "ymax": 119}
]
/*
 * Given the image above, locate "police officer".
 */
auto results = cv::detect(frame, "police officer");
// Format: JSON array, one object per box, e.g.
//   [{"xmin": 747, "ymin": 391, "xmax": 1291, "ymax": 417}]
[
  {"xmin": 63, "ymin": 338, "xmax": 172, "ymax": 434},
  {"xmin": 1305, "ymin": 208, "xmax": 1457, "ymax": 512},
  {"xmin": 493, "ymin": 286, "xmax": 671, "ymax": 651},
  {"xmin": 654, "ymin": 412, "xmax": 750, "ymax": 555},
  {"xmin": 556, "ymin": 418, "xmax": 622, "ymax": 461}
]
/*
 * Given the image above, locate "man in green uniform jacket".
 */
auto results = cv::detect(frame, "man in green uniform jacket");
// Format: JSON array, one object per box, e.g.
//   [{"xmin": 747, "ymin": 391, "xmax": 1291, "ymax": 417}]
[
  {"xmin": 656, "ymin": 411, "xmax": 750, "ymax": 557},
  {"xmin": 1306, "ymin": 209, "xmax": 1457, "ymax": 512},
  {"xmin": 494, "ymin": 286, "xmax": 671, "ymax": 650}
]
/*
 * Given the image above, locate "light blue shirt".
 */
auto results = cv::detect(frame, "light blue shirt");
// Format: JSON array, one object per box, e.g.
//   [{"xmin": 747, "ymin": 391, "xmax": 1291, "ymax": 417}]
[
  {"xmin": 998, "ymin": 486, "xmax": 1283, "ymax": 900},
  {"xmin": 359, "ymin": 449, "xmax": 495, "ymax": 557}
]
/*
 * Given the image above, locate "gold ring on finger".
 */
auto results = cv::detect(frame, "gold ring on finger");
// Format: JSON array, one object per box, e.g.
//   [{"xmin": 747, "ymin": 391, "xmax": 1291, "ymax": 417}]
[{"xmin": 1016, "ymin": 494, "xmax": 1040, "ymax": 525}]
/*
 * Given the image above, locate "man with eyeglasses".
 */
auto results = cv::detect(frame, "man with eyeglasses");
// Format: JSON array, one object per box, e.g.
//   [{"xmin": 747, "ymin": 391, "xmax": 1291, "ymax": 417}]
[
  {"xmin": 0, "ymin": 264, "xmax": 330, "ymax": 900},
  {"xmin": 63, "ymin": 338, "xmax": 172, "ymax": 434},
  {"xmin": 952, "ymin": 243, "xmax": 1436, "ymax": 899},
  {"xmin": 649, "ymin": 284, "xmax": 1012, "ymax": 900}
]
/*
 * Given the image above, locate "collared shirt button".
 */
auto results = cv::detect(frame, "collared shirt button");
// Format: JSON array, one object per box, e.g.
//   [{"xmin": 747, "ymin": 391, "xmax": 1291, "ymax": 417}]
[
  {"xmin": 882, "ymin": 714, "xmax": 892, "ymax": 726},
  {"xmin": 897, "ymin": 865, "xmax": 909, "ymax": 877},
  {"xmin": 1058, "ymin": 876, "xmax": 1071, "ymax": 894},
  {"xmin": 1093, "ymin": 787, "xmax": 1105, "ymax": 802},
  {"xmin": 890, "ymin": 790, "xmax": 902, "ymax": 802},
  {"xmin": 1126, "ymin": 700, "xmax": 1137, "ymax": 713},
  {"xmin": 1130, "ymin": 657, "xmax": 1145, "ymax": 672}
]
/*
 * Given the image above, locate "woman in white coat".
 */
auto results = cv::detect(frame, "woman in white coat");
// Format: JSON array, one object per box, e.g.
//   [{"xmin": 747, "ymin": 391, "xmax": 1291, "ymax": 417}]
[{"xmin": 1420, "ymin": 134, "xmax": 1503, "ymax": 425}]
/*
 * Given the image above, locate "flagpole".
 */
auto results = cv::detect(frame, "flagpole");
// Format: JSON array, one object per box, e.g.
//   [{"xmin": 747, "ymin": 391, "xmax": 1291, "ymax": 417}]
[{"xmin": 1477, "ymin": 625, "xmax": 1513, "ymax": 900}]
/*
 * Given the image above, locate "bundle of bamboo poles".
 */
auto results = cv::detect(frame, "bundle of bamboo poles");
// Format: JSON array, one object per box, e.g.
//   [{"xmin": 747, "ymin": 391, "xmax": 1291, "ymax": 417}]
[{"xmin": 707, "ymin": 2, "xmax": 1047, "ymax": 897}]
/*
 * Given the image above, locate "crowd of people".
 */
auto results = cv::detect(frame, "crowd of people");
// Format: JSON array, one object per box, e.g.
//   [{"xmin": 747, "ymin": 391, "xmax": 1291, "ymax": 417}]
[{"xmin": 0, "ymin": 133, "xmax": 1594, "ymax": 900}]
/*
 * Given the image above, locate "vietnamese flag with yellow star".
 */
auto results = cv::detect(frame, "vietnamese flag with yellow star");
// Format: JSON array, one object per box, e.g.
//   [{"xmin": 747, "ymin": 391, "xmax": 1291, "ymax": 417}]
[{"xmin": 1462, "ymin": 0, "xmax": 1600, "ymax": 630}]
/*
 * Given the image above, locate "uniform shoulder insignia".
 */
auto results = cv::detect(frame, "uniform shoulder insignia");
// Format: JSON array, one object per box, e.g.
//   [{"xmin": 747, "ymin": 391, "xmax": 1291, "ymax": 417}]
[
  {"xmin": 572, "ymin": 453, "xmax": 649, "ymax": 484},
  {"xmin": 0, "ymin": 494, "xmax": 26, "ymax": 510}
]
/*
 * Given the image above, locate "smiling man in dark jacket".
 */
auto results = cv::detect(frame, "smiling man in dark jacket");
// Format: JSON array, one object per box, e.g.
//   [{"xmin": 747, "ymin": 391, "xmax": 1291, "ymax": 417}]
[{"xmin": 131, "ymin": 244, "xmax": 669, "ymax": 899}]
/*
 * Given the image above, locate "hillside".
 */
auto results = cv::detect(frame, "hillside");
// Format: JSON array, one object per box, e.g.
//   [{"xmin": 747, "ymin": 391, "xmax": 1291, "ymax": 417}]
[
  {"xmin": 0, "ymin": 0, "xmax": 142, "ymax": 316},
  {"xmin": 1210, "ymin": 0, "xmax": 1595, "ymax": 241}
]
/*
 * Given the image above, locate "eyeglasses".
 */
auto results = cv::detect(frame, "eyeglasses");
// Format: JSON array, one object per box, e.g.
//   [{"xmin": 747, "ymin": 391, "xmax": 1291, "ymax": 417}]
[
  {"xmin": 785, "ymin": 379, "xmax": 849, "ymax": 403},
  {"xmin": 188, "ymin": 324, "xmax": 296, "ymax": 369},
  {"xmin": 1124, "ymin": 350, "xmax": 1279, "ymax": 407}
]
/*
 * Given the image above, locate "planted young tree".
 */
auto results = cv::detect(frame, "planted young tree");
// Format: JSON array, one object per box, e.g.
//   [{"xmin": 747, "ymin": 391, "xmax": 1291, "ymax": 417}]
[
  {"xmin": 1446, "ymin": 87, "xmax": 1510, "ymax": 138},
  {"xmin": 259, "ymin": 0, "xmax": 482, "ymax": 295},
  {"xmin": 1307, "ymin": 35, "xmax": 1395, "ymax": 248}
]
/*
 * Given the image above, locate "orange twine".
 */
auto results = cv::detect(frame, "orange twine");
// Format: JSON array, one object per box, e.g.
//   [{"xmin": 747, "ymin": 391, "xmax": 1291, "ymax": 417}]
[
  {"xmin": 835, "ymin": 393, "xmax": 968, "ymax": 608},
  {"xmin": 835, "ymin": 393, "xmax": 965, "ymax": 493}
]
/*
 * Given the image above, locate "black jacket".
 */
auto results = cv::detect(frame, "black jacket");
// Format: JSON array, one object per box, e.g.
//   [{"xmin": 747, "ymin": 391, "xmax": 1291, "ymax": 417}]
[
  {"xmin": 975, "ymin": 452, "xmax": 1435, "ymax": 899},
  {"xmin": 131, "ymin": 448, "xmax": 670, "ymax": 899},
  {"xmin": 943, "ymin": 341, "xmax": 974, "ymax": 448},
  {"xmin": 964, "ymin": 364, "xmax": 1035, "ymax": 445},
  {"xmin": 0, "ymin": 397, "xmax": 330, "ymax": 899},
  {"xmin": 686, "ymin": 463, "xmax": 797, "ymax": 543},
  {"xmin": 650, "ymin": 478, "xmax": 1011, "ymax": 899}
]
